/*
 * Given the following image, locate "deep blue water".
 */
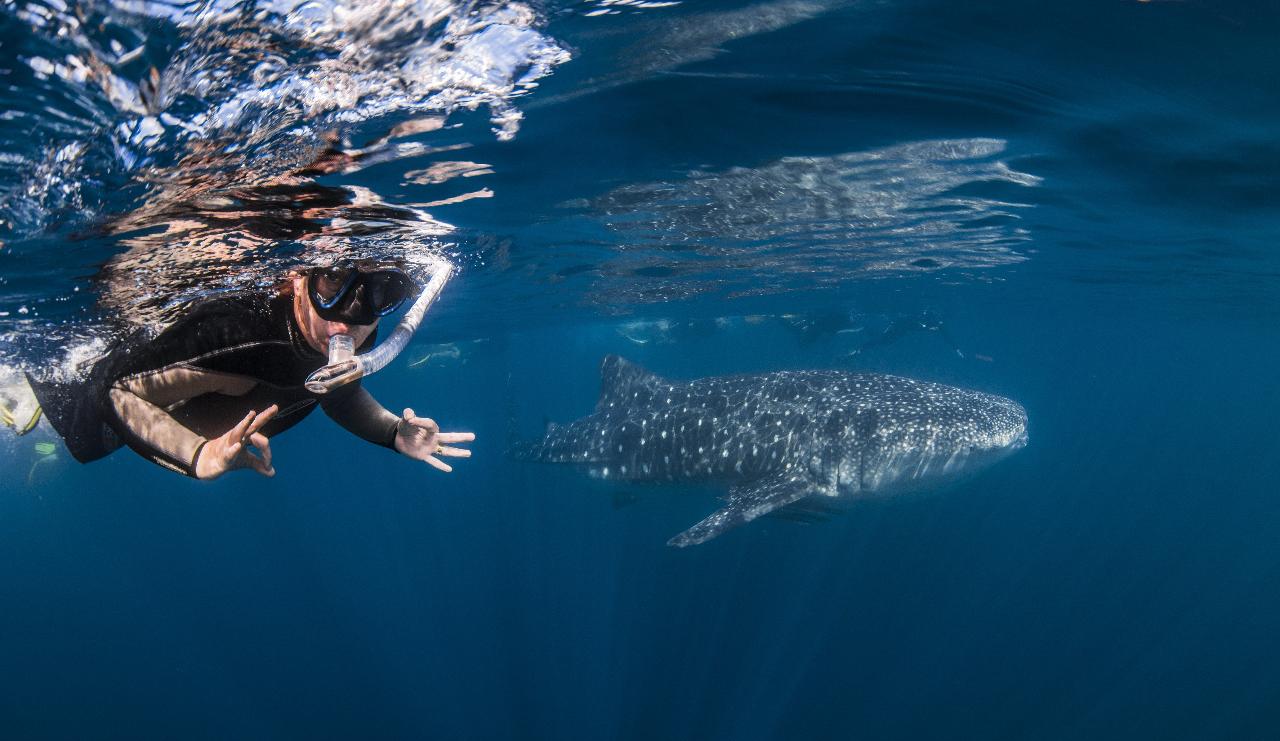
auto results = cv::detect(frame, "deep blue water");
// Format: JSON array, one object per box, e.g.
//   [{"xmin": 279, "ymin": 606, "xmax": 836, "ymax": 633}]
[{"xmin": 2, "ymin": 0, "xmax": 1280, "ymax": 738}]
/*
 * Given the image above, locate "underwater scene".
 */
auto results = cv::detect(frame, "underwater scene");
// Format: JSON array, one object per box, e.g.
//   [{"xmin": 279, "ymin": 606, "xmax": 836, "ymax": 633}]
[{"xmin": 2, "ymin": 0, "xmax": 1279, "ymax": 737}]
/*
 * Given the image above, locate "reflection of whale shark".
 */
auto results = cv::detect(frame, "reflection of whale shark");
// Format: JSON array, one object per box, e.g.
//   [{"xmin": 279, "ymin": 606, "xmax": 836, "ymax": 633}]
[
  {"xmin": 615, "ymin": 317, "xmax": 727, "ymax": 345},
  {"xmin": 577, "ymin": 138, "xmax": 1040, "ymax": 307},
  {"xmin": 849, "ymin": 310, "xmax": 966, "ymax": 359},
  {"xmin": 515, "ymin": 356, "xmax": 1028, "ymax": 546}
]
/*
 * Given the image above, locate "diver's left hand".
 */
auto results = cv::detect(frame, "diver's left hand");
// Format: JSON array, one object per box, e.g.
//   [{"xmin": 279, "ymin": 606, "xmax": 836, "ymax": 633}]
[{"xmin": 393, "ymin": 408, "xmax": 475, "ymax": 472}]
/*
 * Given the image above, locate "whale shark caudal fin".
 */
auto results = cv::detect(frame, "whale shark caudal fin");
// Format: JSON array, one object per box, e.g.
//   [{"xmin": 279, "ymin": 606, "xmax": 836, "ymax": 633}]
[
  {"xmin": 507, "ymin": 420, "xmax": 584, "ymax": 462},
  {"xmin": 596, "ymin": 355, "xmax": 669, "ymax": 411},
  {"xmin": 667, "ymin": 473, "xmax": 815, "ymax": 547}
]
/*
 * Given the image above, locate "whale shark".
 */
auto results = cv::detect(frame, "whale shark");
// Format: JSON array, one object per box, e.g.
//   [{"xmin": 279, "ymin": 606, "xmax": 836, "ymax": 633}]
[{"xmin": 515, "ymin": 356, "xmax": 1028, "ymax": 547}]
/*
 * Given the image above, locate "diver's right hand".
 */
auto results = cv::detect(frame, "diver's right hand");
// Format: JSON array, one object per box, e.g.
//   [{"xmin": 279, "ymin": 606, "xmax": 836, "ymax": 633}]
[{"xmin": 194, "ymin": 404, "xmax": 279, "ymax": 480}]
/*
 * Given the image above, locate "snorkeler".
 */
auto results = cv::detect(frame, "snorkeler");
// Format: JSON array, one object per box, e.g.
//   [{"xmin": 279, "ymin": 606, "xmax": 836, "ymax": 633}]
[{"xmin": 6, "ymin": 260, "xmax": 474, "ymax": 479}]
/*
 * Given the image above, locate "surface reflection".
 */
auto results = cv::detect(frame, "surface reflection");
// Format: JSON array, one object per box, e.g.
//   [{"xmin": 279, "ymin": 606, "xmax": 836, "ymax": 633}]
[{"xmin": 566, "ymin": 138, "xmax": 1039, "ymax": 306}]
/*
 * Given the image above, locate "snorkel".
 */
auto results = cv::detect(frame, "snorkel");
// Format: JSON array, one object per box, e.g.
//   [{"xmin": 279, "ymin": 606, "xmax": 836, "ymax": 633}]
[{"xmin": 304, "ymin": 257, "xmax": 453, "ymax": 394}]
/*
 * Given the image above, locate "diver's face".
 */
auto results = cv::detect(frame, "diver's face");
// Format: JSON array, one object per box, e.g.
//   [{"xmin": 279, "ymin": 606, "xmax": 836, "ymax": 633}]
[{"xmin": 292, "ymin": 275, "xmax": 377, "ymax": 354}]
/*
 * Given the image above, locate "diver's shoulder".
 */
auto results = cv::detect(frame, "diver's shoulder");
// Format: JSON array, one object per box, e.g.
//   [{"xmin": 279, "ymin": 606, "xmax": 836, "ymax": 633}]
[
  {"xmin": 149, "ymin": 290, "xmax": 284, "ymax": 347},
  {"xmin": 157, "ymin": 290, "xmax": 275, "ymax": 330},
  {"xmin": 186, "ymin": 290, "xmax": 277, "ymax": 319}
]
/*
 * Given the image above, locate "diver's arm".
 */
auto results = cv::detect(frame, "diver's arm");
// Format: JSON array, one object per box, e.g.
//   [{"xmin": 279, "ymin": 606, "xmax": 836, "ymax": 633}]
[
  {"xmin": 106, "ymin": 385, "xmax": 209, "ymax": 477},
  {"xmin": 107, "ymin": 382, "xmax": 278, "ymax": 479},
  {"xmin": 105, "ymin": 367, "xmax": 261, "ymax": 477},
  {"xmin": 320, "ymin": 384, "xmax": 400, "ymax": 448}
]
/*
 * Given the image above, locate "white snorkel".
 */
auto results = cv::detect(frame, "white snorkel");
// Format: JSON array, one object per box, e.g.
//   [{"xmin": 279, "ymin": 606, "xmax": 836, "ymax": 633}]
[{"xmin": 305, "ymin": 257, "xmax": 453, "ymax": 394}]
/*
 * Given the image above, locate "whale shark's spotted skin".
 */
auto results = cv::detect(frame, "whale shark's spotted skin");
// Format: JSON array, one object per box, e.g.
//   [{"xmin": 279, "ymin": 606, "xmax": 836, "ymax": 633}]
[{"xmin": 516, "ymin": 356, "xmax": 1028, "ymax": 546}]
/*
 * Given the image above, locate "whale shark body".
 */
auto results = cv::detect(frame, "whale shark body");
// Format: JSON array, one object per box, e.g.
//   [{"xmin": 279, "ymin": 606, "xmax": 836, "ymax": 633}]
[{"xmin": 516, "ymin": 356, "xmax": 1028, "ymax": 547}]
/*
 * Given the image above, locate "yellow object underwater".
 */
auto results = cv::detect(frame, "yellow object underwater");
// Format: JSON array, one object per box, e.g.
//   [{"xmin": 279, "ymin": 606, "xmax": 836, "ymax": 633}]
[
  {"xmin": 0, "ymin": 396, "xmax": 41, "ymax": 436},
  {"xmin": 18, "ymin": 405, "xmax": 41, "ymax": 435},
  {"xmin": 27, "ymin": 440, "xmax": 59, "ymax": 486}
]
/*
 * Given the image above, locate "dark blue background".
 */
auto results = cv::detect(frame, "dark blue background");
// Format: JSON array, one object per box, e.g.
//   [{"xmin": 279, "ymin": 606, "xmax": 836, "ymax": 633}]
[{"xmin": 3, "ymin": 0, "xmax": 1280, "ymax": 738}]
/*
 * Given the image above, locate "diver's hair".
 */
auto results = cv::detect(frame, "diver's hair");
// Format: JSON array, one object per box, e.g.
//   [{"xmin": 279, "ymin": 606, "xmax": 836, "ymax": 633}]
[{"xmin": 274, "ymin": 270, "xmax": 305, "ymax": 299}]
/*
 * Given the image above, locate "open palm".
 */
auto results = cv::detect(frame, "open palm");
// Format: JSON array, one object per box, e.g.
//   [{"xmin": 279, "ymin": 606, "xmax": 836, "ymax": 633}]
[{"xmin": 393, "ymin": 407, "xmax": 475, "ymax": 472}]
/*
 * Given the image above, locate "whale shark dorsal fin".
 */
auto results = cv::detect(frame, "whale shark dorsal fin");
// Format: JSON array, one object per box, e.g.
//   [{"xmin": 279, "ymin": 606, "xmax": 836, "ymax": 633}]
[
  {"xmin": 597, "ymin": 355, "xmax": 667, "ymax": 410},
  {"xmin": 667, "ymin": 474, "xmax": 814, "ymax": 547}
]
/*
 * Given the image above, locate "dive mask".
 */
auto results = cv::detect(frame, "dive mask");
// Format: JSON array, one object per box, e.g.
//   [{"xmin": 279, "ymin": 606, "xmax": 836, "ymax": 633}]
[{"xmin": 307, "ymin": 261, "xmax": 415, "ymax": 325}]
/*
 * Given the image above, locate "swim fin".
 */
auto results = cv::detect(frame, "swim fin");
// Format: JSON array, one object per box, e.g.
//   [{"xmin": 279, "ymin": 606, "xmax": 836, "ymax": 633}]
[
  {"xmin": 0, "ymin": 378, "xmax": 43, "ymax": 436},
  {"xmin": 17, "ymin": 405, "xmax": 42, "ymax": 436}
]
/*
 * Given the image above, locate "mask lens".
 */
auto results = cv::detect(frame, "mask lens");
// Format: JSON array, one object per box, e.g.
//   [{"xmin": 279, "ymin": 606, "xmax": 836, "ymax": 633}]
[
  {"xmin": 311, "ymin": 267, "xmax": 355, "ymax": 306},
  {"xmin": 365, "ymin": 271, "xmax": 412, "ymax": 316}
]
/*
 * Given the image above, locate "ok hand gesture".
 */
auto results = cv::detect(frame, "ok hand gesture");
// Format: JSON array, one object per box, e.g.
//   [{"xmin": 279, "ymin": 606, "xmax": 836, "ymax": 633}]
[{"xmin": 194, "ymin": 404, "xmax": 279, "ymax": 480}]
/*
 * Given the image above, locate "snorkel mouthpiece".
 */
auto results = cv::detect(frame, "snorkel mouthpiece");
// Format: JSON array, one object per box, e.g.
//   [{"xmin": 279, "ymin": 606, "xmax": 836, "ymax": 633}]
[
  {"xmin": 304, "ymin": 334, "xmax": 361, "ymax": 393},
  {"xmin": 327, "ymin": 333, "xmax": 355, "ymax": 364},
  {"xmin": 305, "ymin": 258, "xmax": 453, "ymax": 395}
]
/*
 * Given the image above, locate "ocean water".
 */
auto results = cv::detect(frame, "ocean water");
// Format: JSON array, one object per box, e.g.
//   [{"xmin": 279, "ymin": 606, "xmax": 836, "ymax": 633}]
[{"xmin": 2, "ymin": 0, "xmax": 1279, "ymax": 738}]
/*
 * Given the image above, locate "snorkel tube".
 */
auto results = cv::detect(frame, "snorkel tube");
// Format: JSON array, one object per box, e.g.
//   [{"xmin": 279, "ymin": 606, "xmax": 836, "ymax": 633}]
[{"xmin": 305, "ymin": 257, "xmax": 453, "ymax": 394}]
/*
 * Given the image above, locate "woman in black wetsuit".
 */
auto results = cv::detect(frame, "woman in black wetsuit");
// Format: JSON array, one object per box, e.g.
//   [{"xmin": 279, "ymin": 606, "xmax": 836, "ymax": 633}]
[{"xmin": 20, "ymin": 261, "xmax": 474, "ymax": 479}]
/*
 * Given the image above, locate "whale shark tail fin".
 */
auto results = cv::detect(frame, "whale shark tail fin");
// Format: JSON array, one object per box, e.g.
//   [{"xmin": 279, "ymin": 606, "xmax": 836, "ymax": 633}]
[
  {"xmin": 597, "ymin": 355, "xmax": 668, "ymax": 412},
  {"xmin": 667, "ymin": 473, "xmax": 814, "ymax": 547},
  {"xmin": 508, "ymin": 419, "xmax": 614, "ymax": 465},
  {"xmin": 508, "ymin": 420, "xmax": 564, "ymax": 461},
  {"xmin": 505, "ymin": 438, "xmax": 541, "ymax": 461}
]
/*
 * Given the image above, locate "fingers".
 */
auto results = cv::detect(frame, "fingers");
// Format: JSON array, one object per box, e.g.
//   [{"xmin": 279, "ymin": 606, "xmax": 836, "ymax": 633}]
[
  {"xmin": 229, "ymin": 410, "xmax": 256, "ymax": 441},
  {"xmin": 402, "ymin": 408, "xmax": 443, "ymax": 430},
  {"xmin": 244, "ymin": 404, "xmax": 280, "ymax": 437},
  {"xmin": 249, "ymin": 432, "xmax": 273, "ymax": 472},
  {"xmin": 437, "ymin": 432, "xmax": 475, "ymax": 443},
  {"xmin": 243, "ymin": 450, "xmax": 275, "ymax": 477},
  {"xmin": 236, "ymin": 440, "xmax": 274, "ymax": 477},
  {"xmin": 436, "ymin": 445, "xmax": 471, "ymax": 458},
  {"xmin": 408, "ymin": 417, "xmax": 440, "ymax": 433},
  {"xmin": 227, "ymin": 405, "xmax": 278, "ymax": 444},
  {"xmin": 424, "ymin": 455, "xmax": 453, "ymax": 473}
]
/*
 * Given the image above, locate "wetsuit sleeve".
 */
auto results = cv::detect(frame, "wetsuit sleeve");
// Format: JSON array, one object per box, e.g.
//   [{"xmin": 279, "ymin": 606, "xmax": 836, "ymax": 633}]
[{"xmin": 321, "ymin": 385, "xmax": 400, "ymax": 449}]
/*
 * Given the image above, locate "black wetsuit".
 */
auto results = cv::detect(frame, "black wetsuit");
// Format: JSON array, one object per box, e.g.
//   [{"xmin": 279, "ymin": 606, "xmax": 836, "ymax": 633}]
[{"xmin": 30, "ymin": 291, "xmax": 400, "ymax": 477}]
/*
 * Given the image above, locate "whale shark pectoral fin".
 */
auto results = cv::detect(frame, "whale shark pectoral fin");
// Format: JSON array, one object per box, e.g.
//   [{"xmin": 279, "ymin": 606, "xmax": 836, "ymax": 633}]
[{"xmin": 667, "ymin": 475, "xmax": 814, "ymax": 548}]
